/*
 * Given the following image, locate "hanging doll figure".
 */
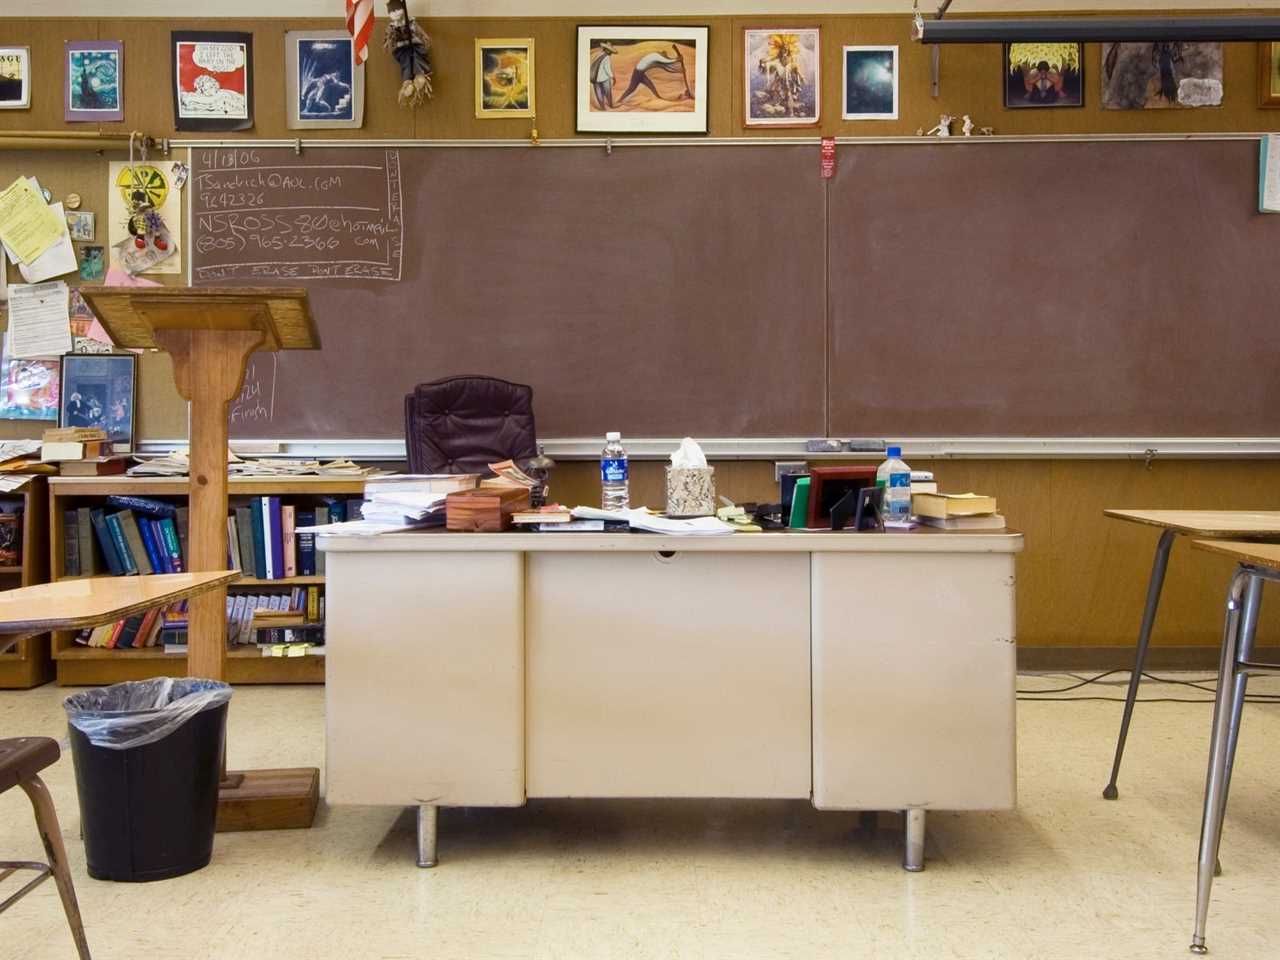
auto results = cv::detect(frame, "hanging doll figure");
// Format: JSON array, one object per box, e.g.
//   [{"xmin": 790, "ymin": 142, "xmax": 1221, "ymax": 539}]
[{"xmin": 385, "ymin": 0, "xmax": 433, "ymax": 107}]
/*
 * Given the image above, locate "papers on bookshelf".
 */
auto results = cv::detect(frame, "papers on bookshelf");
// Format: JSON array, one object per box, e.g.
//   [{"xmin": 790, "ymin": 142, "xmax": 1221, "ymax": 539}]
[{"xmin": 572, "ymin": 506, "xmax": 734, "ymax": 536}]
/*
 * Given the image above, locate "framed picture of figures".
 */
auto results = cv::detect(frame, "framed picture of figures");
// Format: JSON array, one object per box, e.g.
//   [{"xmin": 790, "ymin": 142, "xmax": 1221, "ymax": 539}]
[
  {"xmin": 475, "ymin": 38, "xmax": 535, "ymax": 118},
  {"xmin": 1260, "ymin": 42, "xmax": 1280, "ymax": 108},
  {"xmin": 576, "ymin": 25, "xmax": 709, "ymax": 134},
  {"xmin": 743, "ymin": 28, "xmax": 820, "ymax": 128},
  {"xmin": 285, "ymin": 30, "xmax": 364, "ymax": 129}
]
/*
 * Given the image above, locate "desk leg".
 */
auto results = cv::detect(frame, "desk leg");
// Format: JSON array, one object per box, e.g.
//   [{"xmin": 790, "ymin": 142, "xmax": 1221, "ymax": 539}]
[
  {"xmin": 417, "ymin": 804, "xmax": 438, "ymax": 869},
  {"xmin": 903, "ymin": 809, "xmax": 926, "ymax": 872},
  {"xmin": 1104, "ymin": 528, "xmax": 1176, "ymax": 800},
  {"xmin": 1218, "ymin": 575, "xmax": 1262, "ymax": 850},
  {"xmin": 1190, "ymin": 568, "xmax": 1250, "ymax": 955}
]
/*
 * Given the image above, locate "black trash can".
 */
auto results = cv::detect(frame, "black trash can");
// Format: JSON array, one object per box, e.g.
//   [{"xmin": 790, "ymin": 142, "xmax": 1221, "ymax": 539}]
[{"xmin": 64, "ymin": 678, "xmax": 232, "ymax": 882}]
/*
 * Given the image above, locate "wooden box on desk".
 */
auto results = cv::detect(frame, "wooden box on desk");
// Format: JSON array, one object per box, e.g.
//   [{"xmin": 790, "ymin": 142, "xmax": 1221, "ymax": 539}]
[{"xmin": 446, "ymin": 487, "xmax": 530, "ymax": 532}]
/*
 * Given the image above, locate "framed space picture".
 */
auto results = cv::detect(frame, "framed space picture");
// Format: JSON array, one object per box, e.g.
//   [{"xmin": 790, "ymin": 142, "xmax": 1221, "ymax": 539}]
[
  {"xmin": 476, "ymin": 39, "xmax": 535, "ymax": 118},
  {"xmin": 1260, "ymin": 42, "xmax": 1280, "ymax": 108},
  {"xmin": 0, "ymin": 47, "xmax": 30, "ymax": 110},
  {"xmin": 59, "ymin": 353, "xmax": 137, "ymax": 452},
  {"xmin": 842, "ymin": 45, "xmax": 898, "ymax": 120},
  {"xmin": 65, "ymin": 41, "xmax": 123, "ymax": 122},
  {"xmin": 576, "ymin": 25, "xmax": 709, "ymax": 134},
  {"xmin": 1003, "ymin": 43, "xmax": 1082, "ymax": 108},
  {"xmin": 285, "ymin": 30, "xmax": 363, "ymax": 129},
  {"xmin": 743, "ymin": 28, "xmax": 820, "ymax": 128},
  {"xmin": 171, "ymin": 31, "xmax": 253, "ymax": 131}
]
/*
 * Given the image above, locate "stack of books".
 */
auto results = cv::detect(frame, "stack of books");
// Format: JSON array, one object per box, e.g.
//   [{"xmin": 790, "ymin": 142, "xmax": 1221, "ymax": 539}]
[
  {"xmin": 512, "ymin": 504, "xmax": 573, "ymax": 530},
  {"xmin": 41, "ymin": 427, "xmax": 127, "ymax": 476},
  {"xmin": 911, "ymin": 492, "xmax": 1006, "ymax": 531}
]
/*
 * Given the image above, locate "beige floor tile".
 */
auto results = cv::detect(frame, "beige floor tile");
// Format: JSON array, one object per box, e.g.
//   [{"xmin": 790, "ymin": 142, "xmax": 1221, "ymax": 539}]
[{"xmin": 2, "ymin": 676, "xmax": 1280, "ymax": 959}]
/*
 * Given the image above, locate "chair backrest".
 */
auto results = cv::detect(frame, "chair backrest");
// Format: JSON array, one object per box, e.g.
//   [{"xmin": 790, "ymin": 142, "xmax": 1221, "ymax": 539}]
[{"xmin": 404, "ymin": 375, "xmax": 538, "ymax": 475}]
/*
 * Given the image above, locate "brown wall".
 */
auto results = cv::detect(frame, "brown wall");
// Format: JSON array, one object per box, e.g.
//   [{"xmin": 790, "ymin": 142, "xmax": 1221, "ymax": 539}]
[
  {"xmin": 1, "ymin": 14, "xmax": 1277, "ymax": 656},
  {"xmin": 1, "ymin": 15, "xmax": 1279, "ymax": 139}
]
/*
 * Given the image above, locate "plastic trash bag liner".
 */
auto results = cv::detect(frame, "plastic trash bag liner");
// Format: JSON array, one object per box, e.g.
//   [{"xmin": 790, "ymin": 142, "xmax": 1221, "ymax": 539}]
[{"xmin": 64, "ymin": 678, "xmax": 232, "ymax": 750}]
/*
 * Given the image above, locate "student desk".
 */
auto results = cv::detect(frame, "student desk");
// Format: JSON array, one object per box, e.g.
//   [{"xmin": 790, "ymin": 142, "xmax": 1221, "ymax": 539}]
[
  {"xmin": 1101, "ymin": 510, "xmax": 1280, "ymax": 800},
  {"xmin": 320, "ymin": 528, "xmax": 1023, "ymax": 870},
  {"xmin": 0, "ymin": 572, "xmax": 241, "ymax": 633},
  {"xmin": 1187, "ymin": 539, "xmax": 1280, "ymax": 954}
]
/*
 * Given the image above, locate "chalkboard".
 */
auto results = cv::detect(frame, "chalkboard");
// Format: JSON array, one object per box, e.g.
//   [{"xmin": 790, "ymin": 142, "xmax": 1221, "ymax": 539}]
[
  {"xmin": 190, "ymin": 139, "xmax": 1280, "ymax": 440},
  {"xmin": 192, "ymin": 147, "xmax": 403, "ymax": 282},
  {"xmin": 192, "ymin": 145, "xmax": 829, "ymax": 439}
]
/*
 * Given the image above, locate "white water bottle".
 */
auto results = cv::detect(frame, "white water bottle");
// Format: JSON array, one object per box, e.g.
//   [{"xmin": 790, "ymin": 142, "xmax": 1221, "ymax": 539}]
[
  {"xmin": 876, "ymin": 446, "xmax": 912, "ymax": 524},
  {"xmin": 601, "ymin": 432, "xmax": 630, "ymax": 511}
]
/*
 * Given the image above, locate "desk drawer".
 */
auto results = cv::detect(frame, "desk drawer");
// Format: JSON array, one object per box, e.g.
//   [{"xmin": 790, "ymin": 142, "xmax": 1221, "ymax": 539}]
[{"xmin": 526, "ymin": 551, "xmax": 811, "ymax": 799}]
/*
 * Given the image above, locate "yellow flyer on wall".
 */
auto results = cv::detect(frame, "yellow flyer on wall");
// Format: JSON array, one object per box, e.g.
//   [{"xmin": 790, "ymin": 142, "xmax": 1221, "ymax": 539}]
[{"xmin": 107, "ymin": 160, "xmax": 183, "ymax": 275}]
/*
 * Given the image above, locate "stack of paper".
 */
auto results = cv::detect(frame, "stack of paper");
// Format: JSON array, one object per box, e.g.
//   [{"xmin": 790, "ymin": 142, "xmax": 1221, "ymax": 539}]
[{"xmin": 572, "ymin": 506, "xmax": 734, "ymax": 536}]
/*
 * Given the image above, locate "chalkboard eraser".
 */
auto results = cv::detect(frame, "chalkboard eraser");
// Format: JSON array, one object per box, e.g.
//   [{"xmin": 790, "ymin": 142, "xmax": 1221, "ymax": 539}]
[
  {"xmin": 846, "ymin": 439, "xmax": 888, "ymax": 452},
  {"xmin": 805, "ymin": 439, "xmax": 844, "ymax": 453}
]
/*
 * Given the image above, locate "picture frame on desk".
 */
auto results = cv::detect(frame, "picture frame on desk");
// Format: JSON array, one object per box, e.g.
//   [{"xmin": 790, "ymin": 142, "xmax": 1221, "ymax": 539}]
[
  {"xmin": 58, "ymin": 353, "xmax": 136, "ymax": 453},
  {"xmin": 806, "ymin": 465, "xmax": 877, "ymax": 529},
  {"xmin": 1260, "ymin": 42, "xmax": 1280, "ymax": 108},
  {"xmin": 576, "ymin": 25, "xmax": 709, "ymax": 134}
]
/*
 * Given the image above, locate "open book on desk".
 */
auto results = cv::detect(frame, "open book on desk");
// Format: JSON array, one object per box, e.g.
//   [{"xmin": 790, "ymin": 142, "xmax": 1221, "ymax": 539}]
[{"xmin": 571, "ymin": 507, "xmax": 734, "ymax": 536}]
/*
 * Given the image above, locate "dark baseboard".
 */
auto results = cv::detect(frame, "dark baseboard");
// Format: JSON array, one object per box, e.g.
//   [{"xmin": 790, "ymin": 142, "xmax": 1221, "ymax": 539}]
[{"xmin": 1016, "ymin": 645, "xmax": 1280, "ymax": 672}]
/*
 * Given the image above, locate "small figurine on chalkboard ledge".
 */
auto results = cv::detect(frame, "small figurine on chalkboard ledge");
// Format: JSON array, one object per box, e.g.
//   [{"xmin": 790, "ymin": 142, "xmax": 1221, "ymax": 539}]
[{"xmin": 385, "ymin": 0, "xmax": 433, "ymax": 107}]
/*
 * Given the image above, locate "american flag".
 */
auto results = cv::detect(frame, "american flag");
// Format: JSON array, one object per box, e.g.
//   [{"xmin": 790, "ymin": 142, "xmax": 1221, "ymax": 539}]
[{"xmin": 346, "ymin": 0, "xmax": 374, "ymax": 65}]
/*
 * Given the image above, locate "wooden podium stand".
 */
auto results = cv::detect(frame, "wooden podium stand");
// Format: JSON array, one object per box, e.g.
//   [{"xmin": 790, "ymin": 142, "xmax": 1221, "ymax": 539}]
[{"xmin": 80, "ymin": 287, "xmax": 321, "ymax": 831}]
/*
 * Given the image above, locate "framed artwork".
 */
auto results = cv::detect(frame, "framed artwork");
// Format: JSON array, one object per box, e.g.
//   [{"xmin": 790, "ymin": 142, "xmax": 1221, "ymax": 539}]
[
  {"xmin": 743, "ymin": 28, "xmax": 820, "ymax": 128},
  {"xmin": 475, "ymin": 38, "xmax": 535, "ymax": 118},
  {"xmin": 59, "ymin": 353, "xmax": 136, "ymax": 452},
  {"xmin": 285, "ymin": 30, "xmax": 364, "ymax": 129},
  {"xmin": 1101, "ymin": 42, "xmax": 1222, "ymax": 109},
  {"xmin": 1260, "ymin": 42, "xmax": 1280, "ymax": 108},
  {"xmin": 171, "ymin": 31, "xmax": 253, "ymax": 131},
  {"xmin": 0, "ymin": 354, "xmax": 58, "ymax": 421},
  {"xmin": 842, "ymin": 46, "xmax": 898, "ymax": 120},
  {"xmin": 65, "ymin": 41, "xmax": 123, "ymax": 122},
  {"xmin": 1003, "ymin": 43, "xmax": 1082, "ymax": 108},
  {"xmin": 576, "ymin": 26, "xmax": 709, "ymax": 134},
  {"xmin": 0, "ymin": 47, "xmax": 30, "ymax": 110}
]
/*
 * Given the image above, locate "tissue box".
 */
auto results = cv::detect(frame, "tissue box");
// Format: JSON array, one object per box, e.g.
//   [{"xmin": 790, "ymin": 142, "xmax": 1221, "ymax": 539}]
[{"xmin": 666, "ymin": 466, "xmax": 715, "ymax": 518}]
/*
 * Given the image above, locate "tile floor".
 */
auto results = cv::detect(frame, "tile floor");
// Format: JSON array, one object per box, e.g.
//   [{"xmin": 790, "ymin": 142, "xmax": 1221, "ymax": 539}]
[{"xmin": 3, "ymin": 674, "xmax": 1279, "ymax": 960}]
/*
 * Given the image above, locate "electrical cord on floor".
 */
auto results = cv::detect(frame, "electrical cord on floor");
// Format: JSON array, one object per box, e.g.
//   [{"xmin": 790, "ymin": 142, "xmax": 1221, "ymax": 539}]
[{"xmin": 1015, "ymin": 668, "xmax": 1280, "ymax": 704}]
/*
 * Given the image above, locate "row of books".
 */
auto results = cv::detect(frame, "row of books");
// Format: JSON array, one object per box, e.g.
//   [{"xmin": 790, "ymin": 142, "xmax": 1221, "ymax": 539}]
[
  {"xmin": 62, "ymin": 500, "xmax": 189, "ymax": 578},
  {"xmin": 76, "ymin": 600, "xmax": 187, "ymax": 649},
  {"xmin": 73, "ymin": 587, "xmax": 323, "ymax": 652},
  {"xmin": 62, "ymin": 495, "xmax": 365, "ymax": 580},
  {"xmin": 226, "ymin": 497, "xmax": 363, "ymax": 579}
]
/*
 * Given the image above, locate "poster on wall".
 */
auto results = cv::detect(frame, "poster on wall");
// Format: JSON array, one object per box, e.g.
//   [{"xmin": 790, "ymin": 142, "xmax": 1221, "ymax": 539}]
[
  {"xmin": 107, "ymin": 160, "xmax": 182, "ymax": 275},
  {"xmin": 576, "ymin": 26, "xmax": 709, "ymax": 134},
  {"xmin": 743, "ymin": 28, "xmax": 820, "ymax": 128},
  {"xmin": 0, "ymin": 47, "xmax": 29, "ymax": 110},
  {"xmin": 285, "ymin": 30, "xmax": 364, "ymax": 129},
  {"xmin": 65, "ymin": 41, "xmax": 123, "ymax": 122},
  {"xmin": 171, "ymin": 31, "xmax": 253, "ymax": 131}
]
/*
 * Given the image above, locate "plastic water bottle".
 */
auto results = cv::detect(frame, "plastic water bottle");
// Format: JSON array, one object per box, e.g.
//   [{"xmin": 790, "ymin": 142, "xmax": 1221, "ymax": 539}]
[
  {"xmin": 876, "ymin": 445, "xmax": 912, "ymax": 524},
  {"xmin": 601, "ymin": 431, "xmax": 630, "ymax": 511}
]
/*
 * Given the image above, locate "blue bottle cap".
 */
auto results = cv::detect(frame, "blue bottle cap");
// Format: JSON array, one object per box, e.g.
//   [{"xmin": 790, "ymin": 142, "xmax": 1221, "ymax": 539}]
[{"xmin": 887, "ymin": 446, "xmax": 902, "ymax": 457}]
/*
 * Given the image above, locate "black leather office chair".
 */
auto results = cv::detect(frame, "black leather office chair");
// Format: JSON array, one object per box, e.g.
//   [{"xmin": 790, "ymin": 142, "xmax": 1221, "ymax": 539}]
[{"xmin": 404, "ymin": 376, "xmax": 538, "ymax": 475}]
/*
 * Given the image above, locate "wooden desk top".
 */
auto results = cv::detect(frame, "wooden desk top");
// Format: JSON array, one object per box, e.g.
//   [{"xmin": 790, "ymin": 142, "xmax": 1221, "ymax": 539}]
[
  {"xmin": 0, "ymin": 572, "xmax": 240, "ymax": 633},
  {"xmin": 1192, "ymin": 539, "xmax": 1280, "ymax": 570},
  {"xmin": 1104, "ymin": 510, "xmax": 1280, "ymax": 537}
]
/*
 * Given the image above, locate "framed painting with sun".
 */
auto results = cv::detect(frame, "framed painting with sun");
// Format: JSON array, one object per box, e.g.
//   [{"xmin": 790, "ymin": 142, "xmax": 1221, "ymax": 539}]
[{"xmin": 476, "ymin": 39, "xmax": 535, "ymax": 119}]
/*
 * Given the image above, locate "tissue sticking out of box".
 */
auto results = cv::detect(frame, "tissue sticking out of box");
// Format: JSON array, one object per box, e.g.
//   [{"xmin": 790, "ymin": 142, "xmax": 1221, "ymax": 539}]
[{"xmin": 667, "ymin": 438, "xmax": 714, "ymax": 517}]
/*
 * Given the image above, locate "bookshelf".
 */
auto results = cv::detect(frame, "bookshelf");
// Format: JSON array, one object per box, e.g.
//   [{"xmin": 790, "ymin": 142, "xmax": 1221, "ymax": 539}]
[
  {"xmin": 47, "ymin": 476, "xmax": 364, "ymax": 686},
  {"xmin": 0, "ymin": 477, "xmax": 52, "ymax": 689}
]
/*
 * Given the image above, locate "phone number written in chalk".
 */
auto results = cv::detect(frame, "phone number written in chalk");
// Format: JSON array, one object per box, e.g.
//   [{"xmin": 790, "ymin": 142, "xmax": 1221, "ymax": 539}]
[{"xmin": 195, "ymin": 212, "xmax": 395, "ymax": 254}]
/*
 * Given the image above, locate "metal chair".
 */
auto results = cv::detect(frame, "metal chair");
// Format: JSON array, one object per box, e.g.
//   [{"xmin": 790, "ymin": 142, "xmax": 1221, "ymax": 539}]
[
  {"xmin": 1190, "ymin": 566, "xmax": 1280, "ymax": 954},
  {"xmin": 0, "ymin": 737, "xmax": 91, "ymax": 960}
]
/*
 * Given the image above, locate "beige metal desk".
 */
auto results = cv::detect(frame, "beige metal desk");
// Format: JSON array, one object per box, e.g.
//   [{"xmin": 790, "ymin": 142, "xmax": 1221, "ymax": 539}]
[
  {"xmin": 321, "ymin": 528, "xmax": 1023, "ymax": 871},
  {"xmin": 1101, "ymin": 510, "xmax": 1280, "ymax": 800}
]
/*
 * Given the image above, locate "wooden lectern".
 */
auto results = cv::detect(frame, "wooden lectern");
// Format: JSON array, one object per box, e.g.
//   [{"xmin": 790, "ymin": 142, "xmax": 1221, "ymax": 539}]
[{"xmin": 79, "ymin": 287, "xmax": 321, "ymax": 832}]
